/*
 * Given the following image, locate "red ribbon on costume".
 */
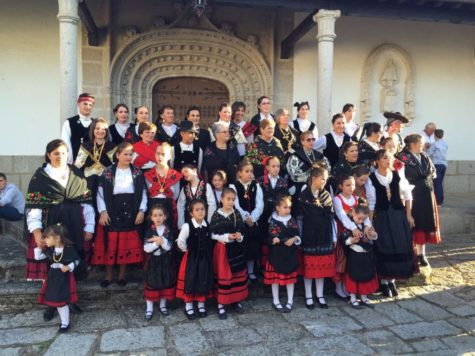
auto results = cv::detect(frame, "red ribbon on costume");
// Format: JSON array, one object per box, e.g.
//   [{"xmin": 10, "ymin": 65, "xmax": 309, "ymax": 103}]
[
  {"xmin": 242, "ymin": 121, "xmax": 257, "ymax": 137},
  {"xmin": 77, "ymin": 96, "xmax": 95, "ymax": 104},
  {"xmin": 262, "ymin": 156, "xmax": 272, "ymax": 181}
]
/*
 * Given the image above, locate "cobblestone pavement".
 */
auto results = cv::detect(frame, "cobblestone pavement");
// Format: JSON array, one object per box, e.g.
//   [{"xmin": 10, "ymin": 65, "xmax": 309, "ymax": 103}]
[{"xmin": 0, "ymin": 233, "xmax": 474, "ymax": 355}]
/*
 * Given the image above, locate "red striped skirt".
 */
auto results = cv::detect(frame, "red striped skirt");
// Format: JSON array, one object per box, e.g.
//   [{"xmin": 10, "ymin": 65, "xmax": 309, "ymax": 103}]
[
  {"xmin": 263, "ymin": 261, "xmax": 297, "ymax": 286},
  {"xmin": 213, "ymin": 243, "xmax": 248, "ymax": 305},
  {"xmin": 303, "ymin": 254, "xmax": 336, "ymax": 279},
  {"xmin": 413, "ymin": 229, "xmax": 441, "ymax": 245},
  {"xmin": 26, "ymin": 234, "xmax": 47, "ymax": 281},
  {"xmin": 344, "ymin": 272, "xmax": 379, "ymax": 295},
  {"xmin": 176, "ymin": 252, "xmax": 213, "ymax": 303},
  {"xmin": 38, "ymin": 273, "xmax": 78, "ymax": 307},
  {"xmin": 91, "ymin": 225, "xmax": 144, "ymax": 266},
  {"xmin": 144, "ymin": 283, "xmax": 176, "ymax": 302}
]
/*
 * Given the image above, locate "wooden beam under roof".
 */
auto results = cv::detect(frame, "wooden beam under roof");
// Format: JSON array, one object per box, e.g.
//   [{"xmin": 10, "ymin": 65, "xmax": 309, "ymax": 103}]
[
  {"xmin": 280, "ymin": 10, "xmax": 318, "ymax": 59},
  {"xmin": 78, "ymin": 0, "xmax": 99, "ymax": 46}
]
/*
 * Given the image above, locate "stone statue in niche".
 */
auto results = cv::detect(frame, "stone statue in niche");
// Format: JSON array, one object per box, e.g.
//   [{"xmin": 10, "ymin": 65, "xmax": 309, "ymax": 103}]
[{"xmin": 379, "ymin": 59, "xmax": 399, "ymax": 112}]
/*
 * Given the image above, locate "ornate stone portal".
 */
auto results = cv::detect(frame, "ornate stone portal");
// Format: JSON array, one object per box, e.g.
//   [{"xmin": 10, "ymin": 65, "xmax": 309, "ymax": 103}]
[
  {"xmin": 360, "ymin": 43, "xmax": 415, "ymax": 123},
  {"xmin": 110, "ymin": 27, "xmax": 272, "ymax": 115}
]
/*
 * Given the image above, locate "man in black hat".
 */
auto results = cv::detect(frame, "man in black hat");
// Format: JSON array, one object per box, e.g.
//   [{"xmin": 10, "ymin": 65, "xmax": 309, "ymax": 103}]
[
  {"xmin": 382, "ymin": 111, "xmax": 409, "ymax": 154},
  {"xmin": 171, "ymin": 120, "xmax": 203, "ymax": 172}
]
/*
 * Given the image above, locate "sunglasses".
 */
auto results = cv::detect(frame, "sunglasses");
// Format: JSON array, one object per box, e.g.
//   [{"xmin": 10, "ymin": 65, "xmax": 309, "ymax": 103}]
[{"xmin": 304, "ymin": 138, "xmax": 316, "ymax": 142}]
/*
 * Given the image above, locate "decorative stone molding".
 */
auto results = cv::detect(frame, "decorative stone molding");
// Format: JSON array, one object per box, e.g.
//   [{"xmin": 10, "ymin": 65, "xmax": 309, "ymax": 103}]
[
  {"xmin": 110, "ymin": 28, "xmax": 272, "ymax": 113},
  {"xmin": 360, "ymin": 43, "xmax": 416, "ymax": 123}
]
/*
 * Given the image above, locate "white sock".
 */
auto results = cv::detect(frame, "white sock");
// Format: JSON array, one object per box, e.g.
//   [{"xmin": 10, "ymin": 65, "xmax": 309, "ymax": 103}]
[
  {"xmin": 218, "ymin": 303, "xmax": 225, "ymax": 314},
  {"xmin": 271, "ymin": 283, "xmax": 280, "ymax": 305},
  {"xmin": 286, "ymin": 284, "xmax": 295, "ymax": 305},
  {"xmin": 316, "ymin": 278, "xmax": 324, "ymax": 298},
  {"xmin": 380, "ymin": 279, "xmax": 388, "ymax": 285},
  {"xmin": 159, "ymin": 298, "xmax": 167, "ymax": 309},
  {"xmin": 420, "ymin": 244, "xmax": 426, "ymax": 256},
  {"xmin": 58, "ymin": 305, "xmax": 69, "ymax": 326},
  {"xmin": 304, "ymin": 278, "xmax": 313, "ymax": 299},
  {"xmin": 247, "ymin": 261, "xmax": 255, "ymax": 275},
  {"xmin": 185, "ymin": 302, "xmax": 194, "ymax": 313},
  {"xmin": 335, "ymin": 280, "xmax": 348, "ymax": 297},
  {"xmin": 198, "ymin": 302, "xmax": 205, "ymax": 310},
  {"xmin": 361, "ymin": 294, "xmax": 368, "ymax": 302},
  {"xmin": 390, "ymin": 279, "xmax": 396, "ymax": 284},
  {"xmin": 146, "ymin": 300, "xmax": 154, "ymax": 313},
  {"xmin": 350, "ymin": 293, "xmax": 357, "ymax": 303}
]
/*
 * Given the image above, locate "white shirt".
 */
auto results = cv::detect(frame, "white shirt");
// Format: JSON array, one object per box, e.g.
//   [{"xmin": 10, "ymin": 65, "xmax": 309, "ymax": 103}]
[
  {"xmin": 314, "ymin": 131, "xmax": 346, "ymax": 152},
  {"xmin": 229, "ymin": 182, "xmax": 264, "ymax": 223},
  {"xmin": 363, "ymin": 139, "xmax": 381, "ymax": 152},
  {"xmin": 289, "ymin": 118, "xmax": 319, "ymax": 138},
  {"xmin": 115, "ymin": 122, "xmax": 130, "ymax": 138},
  {"xmin": 345, "ymin": 121, "xmax": 359, "ymax": 137},
  {"xmin": 365, "ymin": 170, "xmax": 413, "ymax": 211},
  {"xmin": 34, "ymin": 247, "xmax": 77, "ymax": 271},
  {"xmin": 176, "ymin": 182, "xmax": 216, "ymax": 227},
  {"xmin": 177, "ymin": 219, "xmax": 208, "ymax": 252},
  {"xmin": 333, "ymin": 194, "xmax": 372, "ymax": 231},
  {"xmin": 26, "ymin": 164, "xmax": 95, "ymax": 233},
  {"xmin": 170, "ymin": 142, "xmax": 203, "ymax": 172},
  {"xmin": 344, "ymin": 222, "xmax": 378, "ymax": 253},
  {"xmin": 143, "ymin": 225, "xmax": 172, "ymax": 256},
  {"xmin": 420, "ymin": 130, "xmax": 435, "ymax": 151},
  {"xmin": 162, "ymin": 123, "xmax": 178, "ymax": 138},
  {"xmin": 96, "ymin": 167, "xmax": 148, "ymax": 213},
  {"xmin": 61, "ymin": 113, "xmax": 93, "ymax": 164},
  {"xmin": 270, "ymin": 212, "xmax": 302, "ymax": 245},
  {"xmin": 211, "ymin": 209, "xmax": 244, "ymax": 244}
]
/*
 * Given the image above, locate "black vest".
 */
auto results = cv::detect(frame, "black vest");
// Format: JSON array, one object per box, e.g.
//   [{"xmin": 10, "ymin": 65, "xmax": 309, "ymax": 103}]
[
  {"xmin": 173, "ymin": 143, "xmax": 200, "ymax": 170},
  {"xmin": 69, "ymin": 116, "xmax": 92, "ymax": 161},
  {"xmin": 187, "ymin": 222, "xmax": 211, "ymax": 254},
  {"xmin": 235, "ymin": 181, "xmax": 257, "ymax": 213},
  {"xmin": 323, "ymin": 132, "xmax": 351, "ymax": 168},
  {"xmin": 369, "ymin": 171, "xmax": 404, "ymax": 211},
  {"xmin": 293, "ymin": 119, "xmax": 315, "ymax": 134},
  {"xmin": 108, "ymin": 123, "xmax": 128, "ymax": 145}
]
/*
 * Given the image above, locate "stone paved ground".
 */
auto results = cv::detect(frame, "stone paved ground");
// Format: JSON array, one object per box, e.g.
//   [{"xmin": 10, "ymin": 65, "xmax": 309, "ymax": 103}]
[{"xmin": 0, "ymin": 232, "xmax": 474, "ymax": 355}]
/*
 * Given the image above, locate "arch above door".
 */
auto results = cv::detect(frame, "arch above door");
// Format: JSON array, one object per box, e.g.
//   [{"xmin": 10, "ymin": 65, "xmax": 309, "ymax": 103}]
[{"xmin": 110, "ymin": 28, "xmax": 273, "ymax": 118}]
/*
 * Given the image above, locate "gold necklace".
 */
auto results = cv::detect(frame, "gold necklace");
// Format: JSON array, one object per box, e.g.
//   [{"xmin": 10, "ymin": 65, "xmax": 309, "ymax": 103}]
[
  {"xmin": 155, "ymin": 167, "xmax": 169, "ymax": 193},
  {"xmin": 93, "ymin": 142, "xmax": 105, "ymax": 162},
  {"xmin": 52, "ymin": 249, "xmax": 64, "ymax": 263}
]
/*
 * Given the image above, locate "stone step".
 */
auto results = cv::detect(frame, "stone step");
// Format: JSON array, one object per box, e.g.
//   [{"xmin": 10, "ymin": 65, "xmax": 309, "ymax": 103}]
[{"xmin": 0, "ymin": 234, "xmax": 26, "ymax": 282}]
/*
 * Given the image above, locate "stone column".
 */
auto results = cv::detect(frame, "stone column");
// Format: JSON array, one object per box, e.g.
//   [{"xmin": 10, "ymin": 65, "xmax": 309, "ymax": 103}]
[
  {"xmin": 314, "ymin": 9, "xmax": 341, "ymax": 134},
  {"xmin": 57, "ymin": 0, "xmax": 79, "ymax": 121}
]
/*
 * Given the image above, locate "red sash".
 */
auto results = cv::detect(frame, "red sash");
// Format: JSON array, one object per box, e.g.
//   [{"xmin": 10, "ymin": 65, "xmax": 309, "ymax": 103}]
[
  {"xmin": 132, "ymin": 141, "xmax": 159, "ymax": 168},
  {"xmin": 144, "ymin": 168, "xmax": 182, "ymax": 199}
]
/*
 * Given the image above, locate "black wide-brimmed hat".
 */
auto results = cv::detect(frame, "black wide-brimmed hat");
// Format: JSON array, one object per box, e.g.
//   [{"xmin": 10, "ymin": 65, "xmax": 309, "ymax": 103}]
[
  {"xmin": 383, "ymin": 111, "xmax": 409, "ymax": 124},
  {"xmin": 179, "ymin": 120, "xmax": 198, "ymax": 133}
]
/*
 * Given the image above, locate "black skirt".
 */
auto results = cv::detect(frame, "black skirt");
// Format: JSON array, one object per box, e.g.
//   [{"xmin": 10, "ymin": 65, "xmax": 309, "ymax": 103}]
[
  {"xmin": 109, "ymin": 193, "xmax": 136, "ymax": 231},
  {"xmin": 184, "ymin": 249, "xmax": 214, "ymax": 295},
  {"xmin": 269, "ymin": 244, "xmax": 298, "ymax": 275},
  {"xmin": 346, "ymin": 250, "xmax": 376, "ymax": 282},
  {"xmin": 146, "ymin": 252, "xmax": 176, "ymax": 290}
]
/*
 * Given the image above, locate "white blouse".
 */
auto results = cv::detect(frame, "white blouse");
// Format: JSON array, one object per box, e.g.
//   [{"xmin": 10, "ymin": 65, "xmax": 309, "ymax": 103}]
[
  {"xmin": 177, "ymin": 218, "xmax": 208, "ymax": 252},
  {"xmin": 314, "ymin": 131, "xmax": 346, "ymax": 152},
  {"xmin": 365, "ymin": 170, "xmax": 413, "ymax": 211},
  {"xmin": 170, "ymin": 142, "xmax": 203, "ymax": 171},
  {"xmin": 211, "ymin": 209, "xmax": 244, "ymax": 244},
  {"xmin": 26, "ymin": 164, "xmax": 95, "ymax": 233},
  {"xmin": 270, "ymin": 212, "xmax": 302, "ymax": 246},
  {"xmin": 143, "ymin": 224, "xmax": 172, "ymax": 256},
  {"xmin": 333, "ymin": 194, "xmax": 372, "ymax": 231},
  {"xmin": 229, "ymin": 182, "xmax": 264, "ymax": 223},
  {"xmin": 34, "ymin": 247, "xmax": 78, "ymax": 271},
  {"xmin": 176, "ymin": 182, "xmax": 217, "ymax": 227},
  {"xmin": 289, "ymin": 118, "xmax": 319, "ymax": 138}
]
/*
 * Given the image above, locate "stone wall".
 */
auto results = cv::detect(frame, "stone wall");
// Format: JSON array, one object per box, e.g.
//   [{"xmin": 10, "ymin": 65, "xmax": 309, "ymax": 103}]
[{"xmin": 1, "ymin": 156, "xmax": 474, "ymax": 195}]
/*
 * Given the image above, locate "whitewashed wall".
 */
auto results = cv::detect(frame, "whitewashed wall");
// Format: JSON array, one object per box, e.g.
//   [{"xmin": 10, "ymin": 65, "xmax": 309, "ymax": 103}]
[
  {"xmin": 0, "ymin": 0, "xmax": 60, "ymax": 155},
  {"xmin": 293, "ymin": 14, "xmax": 475, "ymax": 160}
]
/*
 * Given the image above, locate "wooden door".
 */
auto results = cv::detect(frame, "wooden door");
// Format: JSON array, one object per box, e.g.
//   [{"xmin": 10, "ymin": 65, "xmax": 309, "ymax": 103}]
[{"xmin": 152, "ymin": 77, "xmax": 229, "ymax": 128}]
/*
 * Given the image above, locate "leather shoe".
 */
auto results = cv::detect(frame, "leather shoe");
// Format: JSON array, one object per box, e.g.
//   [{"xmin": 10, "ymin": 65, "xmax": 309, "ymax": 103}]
[
  {"xmin": 388, "ymin": 282, "xmax": 399, "ymax": 297},
  {"xmin": 380, "ymin": 284, "xmax": 393, "ymax": 298},
  {"xmin": 43, "ymin": 307, "xmax": 55, "ymax": 321},
  {"xmin": 418, "ymin": 255, "xmax": 429, "ymax": 267},
  {"xmin": 233, "ymin": 303, "xmax": 245, "ymax": 314}
]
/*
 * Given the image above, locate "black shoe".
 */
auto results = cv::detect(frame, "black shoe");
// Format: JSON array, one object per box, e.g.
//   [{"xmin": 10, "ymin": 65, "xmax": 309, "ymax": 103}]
[
  {"xmin": 58, "ymin": 324, "xmax": 70, "ymax": 333},
  {"xmin": 159, "ymin": 307, "xmax": 169, "ymax": 316},
  {"xmin": 351, "ymin": 300, "xmax": 362, "ymax": 309},
  {"xmin": 317, "ymin": 297, "xmax": 328, "ymax": 309},
  {"xmin": 305, "ymin": 297, "xmax": 315, "ymax": 310},
  {"xmin": 361, "ymin": 299, "xmax": 375, "ymax": 309},
  {"xmin": 118, "ymin": 279, "xmax": 127, "ymax": 287},
  {"xmin": 380, "ymin": 284, "xmax": 393, "ymax": 298},
  {"xmin": 43, "ymin": 307, "xmax": 55, "ymax": 321},
  {"xmin": 233, "ymin": 303, "xmax": 244, "ymax": 314},
  {"xmin": 100, "ymin": 279, "xmax": 112, "ymax": 288},
  {"xmin": 418, "ymin": 255, "xmax": 429, "ymax": 267},
  {"xmin": 285, "ymin": 302, "xmax": 293, "ymax": 313},
  {"xmin": 69, "ymin": 304, "xmax": 83, "ymax": 314},
  {"xmin": 198, "ymin": 307, "xmax": 208, "ymax": 318},
  {"xmin": 218, "ymin": 306, "xmax": 227, "ymax": 320},
  {"xmin": 145, "ymin": 311, "xmax": 153, "ymax": 320},
  {"xmin": 272, "ymin": 303, "xmax": 285, "ymax": 313},
  {"xmin": 388, "ymin": 282, "xmax": 399, "ymax": 297},
  {"xmin": 185, "ymin": 308, "xmax": 196, "ymax": 321}
]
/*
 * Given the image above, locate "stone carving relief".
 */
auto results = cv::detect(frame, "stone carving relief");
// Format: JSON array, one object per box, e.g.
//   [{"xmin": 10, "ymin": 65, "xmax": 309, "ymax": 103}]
[
  {"xmin": 110, "ymin": 28, "xmax": 272, "ymax": 114},
  {"xmin": 360, "ymin": 44, "xmax": 415, "ymax": 123}
]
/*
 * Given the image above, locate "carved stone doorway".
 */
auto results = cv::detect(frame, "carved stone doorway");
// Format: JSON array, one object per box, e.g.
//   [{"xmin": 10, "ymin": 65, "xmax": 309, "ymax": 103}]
[{"xmin": 152, "ymin": 77, "xmax": 229, "ymax": 128}]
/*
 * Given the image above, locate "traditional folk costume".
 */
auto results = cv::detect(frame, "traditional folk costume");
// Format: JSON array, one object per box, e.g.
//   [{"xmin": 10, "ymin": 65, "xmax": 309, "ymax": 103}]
[
  {"xmin": 132, "ymin": 140, "xmax": 160, "ymax": 172},
  {"xmin": 245, "ymin": 136, "xmax": 284, "ymax": 179},
  {"xmin": 210, "ymin": 121, "xmax": 248, "ymax": 157},
  {"xmin": 203, "ymin": 142, "xmax": 240, "ymax": 184},
  {"xmin": 329, "ymin": 159, "xmax": 361, "ymax": 194},
  {"xmin": 290, "ymin": 117, "xmax": 319, "ymax": 140},
  {"xmin": 257, "ymin": 173, "xmax": 289, "ymax": 267},
  {"xmin": 154, "ymin": 122, "xmax": 180, "ymax": 146},
  {"xmin": 263, "ymin": 213, "xmax": 300, "ymax": 286},
  {"xmin": 34, "ymin": 245, "xmax": 80, "ymax": 331},
  {"xmin": 143, "ymin": 224, "xmax": 176, "ymax": 303},
  {"xmin": 195, "ymin": 126, "xmax": 212, "ymax": 151},
  {"xmin": 177, "ymin": 180, "xmax": 216, "ymax": 227},
  {"xmin": 109, "ymin": 122, "xmax": 133, "ymax": 145},
  {"xmin": 314, "ymin": 131, "xmax": 352, "ymax": 168},
  {"xmin": 249, "ymin": 112, "xmax": 275, "ymax": 138},
  {"xmin": 366, "ymin": 170, "xmax": 415, "ymax": 280},
  {"xmin": 124, "ymin": 124, "xmax": 141, "ymax": 143},
  {"xmin": 231, "ymin": 180, "xmax": 264, "ymax": 276},
  {"xmin": 144, "ymin": 168, "xmax": 182, "ymax": 231},
  {"xmin": 176, "ymin": 219, "xmax": 214, "ymax": 304},
  {"xmin": 274, "ymin": 125, "xmax": 300, "ymax": 156},
  {"xmin": 340, "ymin": 222, "xmax": 379, "ymax": 297},
  {"xmin": 62, "ymin": 114, "xmax": 94, "ymax": 164},
  {"xmin": 233, "ymin": 120, "xmax": 252, "ymax": 157},
  {"xmin": 91, "ymin": 164, "xmax": 146, "ymax": 266},
  {"xmin": 210, "ymin": 208, "xmax": 248, "ymax": 305},
  {"xmin": 397, "ymin": 149, "xmax": 441, "ymax": 246},
  {"xmin": 26, "ymin": 164, "xmax": 94, "ymax": 281},
  {"xmin": 358, "ymin": 139, "xmax": 380, "ymax": 167},
  {"xmin": 171, "ymin": 141, "xmax": 203, "ymax": 172},
  {"xmin": 299, "ymin": 187, "xmax": 337, "ymax": 279}
]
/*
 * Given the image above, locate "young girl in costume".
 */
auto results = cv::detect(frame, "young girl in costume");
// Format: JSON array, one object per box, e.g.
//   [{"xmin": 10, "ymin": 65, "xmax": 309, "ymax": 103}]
[
  {"xmin": 208, "ymin": 170, "xmax": 228, "ymax": 218},
  {"xmin": 34, "ymin": 224, "xmax": 80, "ymax": 333},
  {"xmin": 143, "ymin": 204, "xmax": 175, "ymax": 319},
  {"xmin": 210, "ymin": 188, "xmax": 248, "ymax": 319},
  {"xmin": 230, "ymin": 159, "xmax": 263, "ymax": 282},
  {"xmin": 176, "ymin": 164, "xmax": 216, "ymax": 227},
  {"xmin": 298, "ymin": 166, "xmax": 337, "ymax": 309},
  {"xmin": 176, "ymin": 199, "xmax": 214, "ymax": 320},
  {"xmin": 340, "ymin": 203, "xmax": 379, "ymax": 309},
  {"xmin": 264, "ymin": 195, "xmax": 300, "ymax": 313}
]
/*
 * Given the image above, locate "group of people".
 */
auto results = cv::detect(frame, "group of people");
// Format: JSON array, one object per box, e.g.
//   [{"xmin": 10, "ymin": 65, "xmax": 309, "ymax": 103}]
[{"xmin": 19, "ymin": 92, "xmax": 446, "ymax": 333}]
